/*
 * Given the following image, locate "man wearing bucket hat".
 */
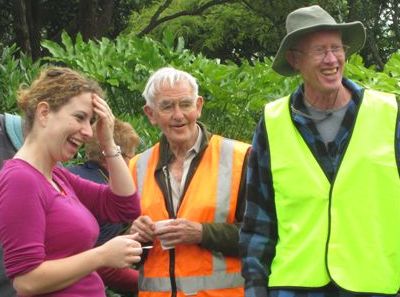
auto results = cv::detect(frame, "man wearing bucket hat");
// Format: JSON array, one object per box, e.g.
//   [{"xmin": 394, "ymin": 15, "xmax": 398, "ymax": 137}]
[{"xmin": 239, "ymin": 5, "xmax": 400, "ymax": 297}]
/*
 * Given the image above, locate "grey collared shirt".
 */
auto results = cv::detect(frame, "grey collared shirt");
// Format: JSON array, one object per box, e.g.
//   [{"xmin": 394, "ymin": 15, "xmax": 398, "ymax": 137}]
[{"xmin": 169, "ymin": 125, "xmax": 202, "ymax": 214}]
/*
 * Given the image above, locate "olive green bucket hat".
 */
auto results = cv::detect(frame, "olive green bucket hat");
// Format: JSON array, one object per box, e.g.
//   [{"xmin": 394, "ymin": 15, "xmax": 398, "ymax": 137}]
[{"xmin": 272, "ymin": 5, "xmax": 366, "ymax": 76}]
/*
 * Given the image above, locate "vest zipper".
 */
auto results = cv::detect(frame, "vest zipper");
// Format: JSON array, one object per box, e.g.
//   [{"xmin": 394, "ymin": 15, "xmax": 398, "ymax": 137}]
[
  {"xmin": 162, "ymin": 165, "xmax": 176, "ymax": 218},
  {"xmin": 162, "ymin": 165, "xmax": 177, "ymax": 297}
]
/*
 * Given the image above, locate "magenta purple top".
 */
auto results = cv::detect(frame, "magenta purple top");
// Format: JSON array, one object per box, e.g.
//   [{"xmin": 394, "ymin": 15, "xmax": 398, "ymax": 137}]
[{"xmin": 0, "ymin": 159, "xmax": 140, "ymax": 297}]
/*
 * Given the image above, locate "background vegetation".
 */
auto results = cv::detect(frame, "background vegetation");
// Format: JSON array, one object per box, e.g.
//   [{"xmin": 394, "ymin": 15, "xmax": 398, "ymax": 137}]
[
  {"xmin": 1, "ymin": 0, "xmax": 400, "ymax": 67},
  {"xmin": 1, "ymin": 0, "xmax": 399, "ymax": 149},
  {"xmin": 2, "ymin": 31, "xmax": 400, "ymax": 149}
]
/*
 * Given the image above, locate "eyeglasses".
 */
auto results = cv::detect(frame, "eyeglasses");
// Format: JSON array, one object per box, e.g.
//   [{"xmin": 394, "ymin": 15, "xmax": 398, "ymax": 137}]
[
  {"xmin": 156, "ymin": 98, "xmax": 197, "ymax": 114},
  {"xmin": 291, "ymin": 45, "xmax": 349, "ymax": 61}
]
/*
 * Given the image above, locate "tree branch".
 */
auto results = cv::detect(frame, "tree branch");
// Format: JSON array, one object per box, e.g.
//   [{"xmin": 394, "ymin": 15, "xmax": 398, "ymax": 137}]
[
  {"xmin": 240, "ymin": 0, "xmax": 255, "ymax": 11},
  {"xmin": 138, "ymin": 0, "xmax": 234, "ymax": 37},
  {"xmin": 148, "ymin": 0, "xmax": 173, "ymax": 29}
]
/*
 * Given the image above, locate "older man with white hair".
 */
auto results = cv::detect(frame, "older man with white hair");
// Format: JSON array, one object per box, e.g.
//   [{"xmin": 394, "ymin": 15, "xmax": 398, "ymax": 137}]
[{"xmin": 130, "ymin": 66, "xmax": 251, "ymax": 297}]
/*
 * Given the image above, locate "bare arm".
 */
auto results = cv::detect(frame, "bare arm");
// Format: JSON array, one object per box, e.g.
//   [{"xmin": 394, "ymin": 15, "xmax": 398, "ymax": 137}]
[
  {"xmin": 13, "ymin": 234, "xmax": 142, "ymax": 296},
  {"xmin": 92, "ymin": 94, "xmax": 136, "ymax": 196}
]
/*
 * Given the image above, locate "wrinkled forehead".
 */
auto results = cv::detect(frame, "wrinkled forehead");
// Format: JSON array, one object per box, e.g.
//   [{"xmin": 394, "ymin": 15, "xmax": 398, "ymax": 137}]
[
  {"xmin": 153, "ymin": 79, "xmax": 195, "ymax": 101},
  {"xmin": 295, "ymin": 30, "xmax": 343, "ymax": 49},
  {"xmin": 156, "ymin": 78, "xmax": 193, "ymax": 91}
]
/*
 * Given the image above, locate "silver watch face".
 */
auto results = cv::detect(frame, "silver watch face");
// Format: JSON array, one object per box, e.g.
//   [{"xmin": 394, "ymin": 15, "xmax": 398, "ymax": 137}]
[{"xmin": 102, "ymin": 145, "xmax": 121, "ymax": 157}]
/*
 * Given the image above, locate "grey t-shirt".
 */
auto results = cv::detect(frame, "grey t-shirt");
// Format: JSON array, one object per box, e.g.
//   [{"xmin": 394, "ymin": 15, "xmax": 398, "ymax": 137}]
[{"xmin": 305, "ymin": 102, "xmax": 349, "ymax": 146}]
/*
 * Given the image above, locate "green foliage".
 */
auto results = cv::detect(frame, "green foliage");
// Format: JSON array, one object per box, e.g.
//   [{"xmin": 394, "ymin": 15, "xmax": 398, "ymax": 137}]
[
  {"xmin": 40, "ymin": 32, "xmax": 400, "ymax": 145},
  {"xmin": 41, "ymin": 31, "xmax": 271, "ymax": 143},
  {"xmin": 118, "ymin": 113, "xmax": 161, "ymax": 153},
  {"xmin": 125, "ymin": 0, "xmax": 358, "ymax": 64},
  {"xmin": 42, "ymin": 32, "xmax": 166, "ymax": 116},
  {"xmin": 3, "ymin": 33, "xmax": 400, "ymax": 147},
  {"xmin": 383, "ymin": 51, "xmax": 400, "ymax": 80},
  {"xmin": 345, "ymin": 53, "xmax": 400, "ymax": 96},
  {"xmin": 347, "ymin": 0, "xmax": 400, "ymax": 68},
  {"xmin": 127, "ymin": 0, "xmax": 279, "ymax": 62},
  {"xmin": 0, "ymin": 44, "xmax": 41, "ymax": 113}
]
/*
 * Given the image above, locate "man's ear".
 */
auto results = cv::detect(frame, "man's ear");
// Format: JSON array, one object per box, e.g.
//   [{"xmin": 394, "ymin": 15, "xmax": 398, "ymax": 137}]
[
  {"xmin": 36, "ymin": 102, "xmax": 50, "ymax": 126},
  {"xmin": 286, "ymin": 51, "xmax": 298, "ymax": 71},
  {"xmin": 143, "ymin": 105, "xmax": 157, "ymax": 126},
  {"xmin": 196, "ymin": 96, "xmax": 204, "ymax": 119}
]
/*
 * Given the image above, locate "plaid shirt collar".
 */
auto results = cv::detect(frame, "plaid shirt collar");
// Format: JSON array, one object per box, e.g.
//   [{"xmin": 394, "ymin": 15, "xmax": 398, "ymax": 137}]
[{"xmin": 290, "ymin": 77, "xmax": 364, "ymax": 122}]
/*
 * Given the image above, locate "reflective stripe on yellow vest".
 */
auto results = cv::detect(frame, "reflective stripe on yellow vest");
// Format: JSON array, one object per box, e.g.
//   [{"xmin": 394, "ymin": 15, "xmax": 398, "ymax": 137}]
[
  {"xmin": 129, "ymin": 135, "xmax": 249, "ymax": 297},
  {"xmin": 264, "ymin": 89, "xmax": 400, "ymax": 294}
]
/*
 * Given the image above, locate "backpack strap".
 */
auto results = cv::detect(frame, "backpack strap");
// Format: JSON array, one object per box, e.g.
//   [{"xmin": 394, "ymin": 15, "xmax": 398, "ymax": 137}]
[{"xmin": 4, "ymin": 113, "xmax": 24, "ymax": 150}]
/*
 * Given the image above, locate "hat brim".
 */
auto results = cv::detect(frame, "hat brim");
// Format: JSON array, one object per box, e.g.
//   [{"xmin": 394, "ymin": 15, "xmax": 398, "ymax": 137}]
[{"xmin": 272, "ymin": 22, "xmax": 366, "ymax": 76}]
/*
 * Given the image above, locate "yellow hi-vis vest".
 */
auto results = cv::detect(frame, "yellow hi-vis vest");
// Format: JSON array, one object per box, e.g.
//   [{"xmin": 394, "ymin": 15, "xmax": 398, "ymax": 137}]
[
  {"xmin": 129, "ymin": 135, "xmax": 249, "ymax": 297},
  {"xmin": 264, "ymin": 89, "xmax": 400, "ymax": 294}
]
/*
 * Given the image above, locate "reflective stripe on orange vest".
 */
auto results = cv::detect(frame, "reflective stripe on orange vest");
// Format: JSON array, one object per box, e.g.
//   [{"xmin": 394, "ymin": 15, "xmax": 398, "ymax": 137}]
[{"xmin": 138, "ymin": 269, "xmax": 244, "ymax": 294}]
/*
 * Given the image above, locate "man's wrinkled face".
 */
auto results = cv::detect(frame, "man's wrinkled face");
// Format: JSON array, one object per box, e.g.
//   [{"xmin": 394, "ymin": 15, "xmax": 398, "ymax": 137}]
[
  {"xmin": 144, "ymin": 80, "xmax": 203, "ymax": 150},
  {"xmin": 287, "ymin": 30, "xmax": 346, "ymax": 96}
]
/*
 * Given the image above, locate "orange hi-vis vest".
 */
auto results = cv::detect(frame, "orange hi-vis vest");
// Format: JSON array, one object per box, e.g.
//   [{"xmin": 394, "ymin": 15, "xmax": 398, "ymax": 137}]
[{"xmin": 130, "ymin": 135, "xmax": 249, "ymax": 297}]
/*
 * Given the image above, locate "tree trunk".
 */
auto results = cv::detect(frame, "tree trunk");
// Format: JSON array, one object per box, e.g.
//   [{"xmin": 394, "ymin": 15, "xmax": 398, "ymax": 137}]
[
  {"xmin": 346, "ymin": 0, "xmax": 359, "ymax": 21},
  {"xmin": 366, "ymin": 34, "xmax": 385, "ymax": 70},
  {"xmin": 26, "ymin": 0, "xmax": 42, "ymax": 60},
  {"xmin": 13, "ymin": 0, "xmax": 31, "ymax": 57},
  {"xmin": 95, "ymin": 0, "xmax": 114, "ymax": 38},
  {"xmin": 78, "ymin": 0, "xmax": 97, "ymax": 41},
  {"xmin": 391, "ymin": 0, "xmax": 400, "ymax": 48}
]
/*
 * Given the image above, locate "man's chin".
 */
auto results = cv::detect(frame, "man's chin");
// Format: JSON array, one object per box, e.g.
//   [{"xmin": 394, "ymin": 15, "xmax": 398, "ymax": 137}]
[{"xmin": 318, "ymin": 80, "xmax": 342, "ymax": 94}]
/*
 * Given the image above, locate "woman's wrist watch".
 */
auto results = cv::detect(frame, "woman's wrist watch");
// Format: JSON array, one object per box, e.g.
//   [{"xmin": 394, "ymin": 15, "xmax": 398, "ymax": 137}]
[{"xmin": 102, "ymin": 145, "xmax": 121, "ymax": 158}]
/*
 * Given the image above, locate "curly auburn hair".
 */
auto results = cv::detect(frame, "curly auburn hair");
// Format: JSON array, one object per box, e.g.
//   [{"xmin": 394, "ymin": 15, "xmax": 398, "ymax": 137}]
[{"xmin": 17, "ymin": 66, "xmax": 104, "ymax": 134}]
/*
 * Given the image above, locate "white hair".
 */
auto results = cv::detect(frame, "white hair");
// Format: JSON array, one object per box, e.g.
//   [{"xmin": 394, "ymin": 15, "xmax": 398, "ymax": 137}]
[{"xmin": 142, "ymin": 67, "xmax": 199, "ymax": 106}]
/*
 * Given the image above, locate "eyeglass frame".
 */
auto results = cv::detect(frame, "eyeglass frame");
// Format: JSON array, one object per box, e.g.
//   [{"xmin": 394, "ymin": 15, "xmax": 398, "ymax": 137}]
[
  {"xmin": 152, "ymin": 96, "xmax": 199, "ymax": 115},
  {"xmin": 289, "ymin": 44, "xmax": 350, "ymax": 61}
]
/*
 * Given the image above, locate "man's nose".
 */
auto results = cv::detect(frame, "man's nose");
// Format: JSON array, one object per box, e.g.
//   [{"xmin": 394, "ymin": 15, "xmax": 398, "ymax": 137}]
[{"xmin": 171, "ymin": 104, "xmax": 185, "ymax": 117}]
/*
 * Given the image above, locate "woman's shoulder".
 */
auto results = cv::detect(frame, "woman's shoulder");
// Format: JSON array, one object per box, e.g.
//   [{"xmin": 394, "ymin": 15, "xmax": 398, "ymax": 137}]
[
  {"xmin": 0, "ymin": 158, "xmax": 41, "ymax": 181},
  {"xmin": 0, "ymin": 159, "xmax": 48, "ymax": 203}
]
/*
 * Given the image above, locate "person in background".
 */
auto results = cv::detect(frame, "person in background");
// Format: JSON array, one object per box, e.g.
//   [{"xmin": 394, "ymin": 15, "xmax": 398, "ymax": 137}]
[
  {"xmin": 129, "ymin": 66, "xmax": 250, "ymax": 297},
  {"xmin": 0, "ymin": 66, "xmax": 142, "ymax": 297},
  {"xmin": 0, "ymin": 113, "xmax": 24, "ymax": 169},
  {"xmin": 0, "ymin": 112, "xmax": 22, "ymax": 297},
  {"xmin": 239, "ymin": 5, "xmax": 400, "ymax": 297},
  {"xmin": 68, "ymin": 118, "xmax": 140, "ymax": 296}
]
